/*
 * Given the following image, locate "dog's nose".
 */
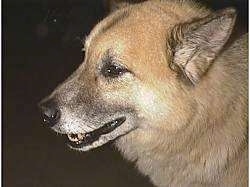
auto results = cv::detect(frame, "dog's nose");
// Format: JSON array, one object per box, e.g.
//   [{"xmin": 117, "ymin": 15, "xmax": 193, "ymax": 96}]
[{"xmin": 38, "ymin": 100, "xmax": 60, "ymax": 127}]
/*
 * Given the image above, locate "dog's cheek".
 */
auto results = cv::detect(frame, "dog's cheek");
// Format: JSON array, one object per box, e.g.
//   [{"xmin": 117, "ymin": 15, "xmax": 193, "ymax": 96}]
[
  {"xmin": 99, "ymin": 83, "xmax": 135, "ymax": 108},
  {"xmin": 99, "ymin": 82, "xmax": 170, "ymax": 125},
  {"xmin": 133, "ymin": 85, "xmax": 170, "ymax": 124},
  {"xmin": 133, "ymin": 83, "xmax": 196, "ymax": 132}
]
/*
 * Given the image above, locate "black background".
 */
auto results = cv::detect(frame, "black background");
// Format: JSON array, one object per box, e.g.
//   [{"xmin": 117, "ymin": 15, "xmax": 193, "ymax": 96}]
[{"xmin": 3, "ymin": 0, "xmax": 248, "ymax": 187}]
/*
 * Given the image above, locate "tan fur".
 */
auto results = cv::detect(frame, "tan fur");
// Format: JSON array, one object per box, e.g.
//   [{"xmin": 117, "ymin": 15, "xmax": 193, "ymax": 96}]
[
  {"xmin": 45, "ymin": 0, "xmax": 248, "ymax": 186},
  {"xmin": 84, "ymin": 1, "xmax": 248, "ymax": 186}
]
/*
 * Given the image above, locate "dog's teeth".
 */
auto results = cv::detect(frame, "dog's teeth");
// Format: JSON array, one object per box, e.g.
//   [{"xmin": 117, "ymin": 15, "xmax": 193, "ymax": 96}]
[
  {"xmin": 76, "ymin": 140, "xmax": 83, "ymax": 144},
  {"xmin": 77, "ymin": 133, "xmax": 84, "ymax": 140},
  {"xmin": 67, "ymin": 134, "xmax": 78, "ymax": 142},
  {"xmin": 67, "ymin": 133, "xmax": 86, "ymax": 144}
]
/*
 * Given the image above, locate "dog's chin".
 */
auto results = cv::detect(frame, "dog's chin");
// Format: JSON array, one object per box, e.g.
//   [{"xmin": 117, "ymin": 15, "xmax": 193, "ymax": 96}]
[{"xmin": 65, "ymin": 117, "xmax": 136, "ymax": 152}]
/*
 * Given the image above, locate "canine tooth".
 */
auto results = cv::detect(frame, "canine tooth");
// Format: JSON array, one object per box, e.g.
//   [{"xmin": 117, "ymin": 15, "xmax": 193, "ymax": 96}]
[{"xmin": 77, "ymin": 133, "xmax": 84, "ymax": 140}]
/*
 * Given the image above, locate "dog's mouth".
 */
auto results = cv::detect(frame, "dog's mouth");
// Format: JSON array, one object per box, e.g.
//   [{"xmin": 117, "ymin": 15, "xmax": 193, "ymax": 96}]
[{"xmin": 65, "ymin": 117, "xmax": 126, "ymax": 149}]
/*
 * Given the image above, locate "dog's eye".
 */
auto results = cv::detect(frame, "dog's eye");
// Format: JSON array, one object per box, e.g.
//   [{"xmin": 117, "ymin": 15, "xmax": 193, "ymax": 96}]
[{"xmin": 101, "ymin": 62, "xmax": 128, "ymax": 78}]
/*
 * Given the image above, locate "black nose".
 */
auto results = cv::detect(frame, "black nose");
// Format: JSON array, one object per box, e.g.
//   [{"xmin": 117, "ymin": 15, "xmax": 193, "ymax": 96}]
[{"xmin": 38, "ymin": 99, "xmax": 60, "ymax": 127}]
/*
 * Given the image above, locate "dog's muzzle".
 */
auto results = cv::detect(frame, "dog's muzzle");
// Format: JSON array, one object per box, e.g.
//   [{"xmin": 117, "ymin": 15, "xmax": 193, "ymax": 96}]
[
  {"xmin": 38, "ymin": 99, "xmax": 61, "ymax": 127},
  {"xmin": 38, "ymin": 99, "xmax": 135, "ymax": 151}
]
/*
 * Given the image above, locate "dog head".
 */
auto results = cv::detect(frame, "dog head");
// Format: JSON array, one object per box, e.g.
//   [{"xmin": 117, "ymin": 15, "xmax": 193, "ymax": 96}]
[{"xmin": 39, "ymin": 1, "xmax": 236, "ymax": 152}]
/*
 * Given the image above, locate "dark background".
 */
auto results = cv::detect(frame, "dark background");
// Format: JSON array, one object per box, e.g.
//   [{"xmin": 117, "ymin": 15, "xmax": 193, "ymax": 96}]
[{"xmin": 3, "ymin": 0, "xmax": 248, "ymax": 187}]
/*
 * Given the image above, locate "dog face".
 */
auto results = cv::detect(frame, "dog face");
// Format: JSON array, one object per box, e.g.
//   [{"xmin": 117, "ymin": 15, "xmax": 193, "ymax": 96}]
[{"xmin": 39, "ymin": 2, "xmax": 236, "ymax": 152}]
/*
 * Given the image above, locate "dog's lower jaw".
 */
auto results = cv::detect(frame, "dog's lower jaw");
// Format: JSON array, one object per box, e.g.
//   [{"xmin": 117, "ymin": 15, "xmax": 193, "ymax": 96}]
[{"xmin": 67, "ymin": 118, "xmax": 137, "ymax": 152}]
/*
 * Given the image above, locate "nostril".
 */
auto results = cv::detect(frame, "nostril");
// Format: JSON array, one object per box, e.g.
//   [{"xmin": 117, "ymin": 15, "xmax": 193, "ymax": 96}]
[
  {"xmin": 42, "ymin": 107, "xmax": 60, "ymax": 126},
  {"xmin": 38, "ymin": 99, "xmax": 61, "ymax": 127}
]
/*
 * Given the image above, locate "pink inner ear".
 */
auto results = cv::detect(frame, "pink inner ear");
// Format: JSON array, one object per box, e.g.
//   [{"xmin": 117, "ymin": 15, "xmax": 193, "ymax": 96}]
[
  {"xmin": 172, "ymin": 10, "xmax": 236, "ymax": 85},
  {"xmin": 199, "ymin": 16, "xmax": 234, "ymax": 52}
]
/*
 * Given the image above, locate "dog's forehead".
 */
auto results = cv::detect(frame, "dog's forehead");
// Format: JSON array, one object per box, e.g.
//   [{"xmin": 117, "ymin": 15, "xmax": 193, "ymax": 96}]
[
  {"xmin": 84, "ymin": 0, "xmax": 211, "ymax": 52},
  {"xmin": 84, "ymin": 9, "xmax": 172, "ymax": 70},
  {"xmin": 82, "ymin": 1, "xmax": 210, "ymax": 78}
]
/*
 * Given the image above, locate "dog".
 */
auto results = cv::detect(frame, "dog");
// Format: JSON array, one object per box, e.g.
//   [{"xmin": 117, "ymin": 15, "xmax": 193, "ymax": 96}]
[{"xmin": 39, "ymin": 0, "xmax": 248, "ymax": 186}]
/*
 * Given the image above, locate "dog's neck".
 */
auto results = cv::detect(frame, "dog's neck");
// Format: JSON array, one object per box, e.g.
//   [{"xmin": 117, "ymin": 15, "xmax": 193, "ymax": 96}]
[{"xmin": 116, "ymin": 101, "xmax": 247, "ymax": 187}]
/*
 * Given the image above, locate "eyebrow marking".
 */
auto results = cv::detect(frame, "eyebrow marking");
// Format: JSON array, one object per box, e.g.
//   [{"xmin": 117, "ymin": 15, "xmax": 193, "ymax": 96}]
[{"xmin": 100, "ymin": 49, "xmax": 116, "ymax": 68}]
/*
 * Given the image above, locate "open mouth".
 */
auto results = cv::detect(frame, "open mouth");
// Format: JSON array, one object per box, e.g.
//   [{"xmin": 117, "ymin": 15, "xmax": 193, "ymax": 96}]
[{"xmin": 66, "ymin": 117, "xmax": 126, "ymax": 149}]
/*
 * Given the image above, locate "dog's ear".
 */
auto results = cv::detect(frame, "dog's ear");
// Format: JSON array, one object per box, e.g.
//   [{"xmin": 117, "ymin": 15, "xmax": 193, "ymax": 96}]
[
  {"xmin": 104, "ymin": 0, "xmax": 145, "ymax": 13},
  {"xmin": 169, "ymin": 8, "xmax": 236, "ymax": 85},
  {"xmin": 104, "ymin": 0, "xmax": 130, "ymax": 13}
]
